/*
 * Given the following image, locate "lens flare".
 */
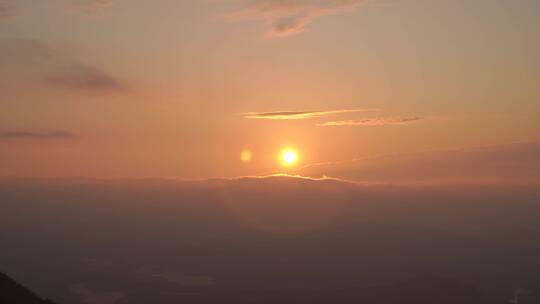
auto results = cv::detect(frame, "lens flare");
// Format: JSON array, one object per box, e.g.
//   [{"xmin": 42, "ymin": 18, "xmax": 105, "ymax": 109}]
[{"xmin": 240, "ymin": 149, "xmax": 252, "ymax": 163}]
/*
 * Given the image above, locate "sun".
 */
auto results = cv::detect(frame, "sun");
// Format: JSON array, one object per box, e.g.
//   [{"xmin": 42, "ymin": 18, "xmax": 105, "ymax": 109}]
[{"xmin": 280, "ymin": 148, "xmax": 299, "ymax": 167}]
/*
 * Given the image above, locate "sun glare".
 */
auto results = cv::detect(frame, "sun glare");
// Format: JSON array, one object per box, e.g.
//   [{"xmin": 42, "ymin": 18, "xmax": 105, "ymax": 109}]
[{"xmin": 280, "ymin": 148, "xmax": 299, "ymax": 167}]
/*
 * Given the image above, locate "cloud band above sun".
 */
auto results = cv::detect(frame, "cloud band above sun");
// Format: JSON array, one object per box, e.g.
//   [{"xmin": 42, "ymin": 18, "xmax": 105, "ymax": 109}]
[
  {"xmin": 240, "ymin": 108, "xmax": 376, "ymax": 120},
  {"xmin": 318, "ymin": 116, "xmax": 422, "ymax": 126}
]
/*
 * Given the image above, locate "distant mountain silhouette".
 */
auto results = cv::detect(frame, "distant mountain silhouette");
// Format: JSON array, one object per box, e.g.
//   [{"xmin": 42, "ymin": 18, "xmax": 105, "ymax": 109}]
[
  {"xmin": 0, "ymin": 271, "xmax": 512, "ymax": 304},
  {"xmin": 0, "ymin": 272, "xmax": 56, "ymax": 304},
  {"xmin": 132, "ymin": 276, "xmax": 503, "ymax": 304},
  {"xmin": 204, "ymin": 276, "xmax": 505, "ymax": 304},
  {"xmin": 345, "ymin": 276, "xmax": 502, "ymax": 304},
  {"xmin": 2, "ymin": 178, "xmax": 538, "ymax": 303}
]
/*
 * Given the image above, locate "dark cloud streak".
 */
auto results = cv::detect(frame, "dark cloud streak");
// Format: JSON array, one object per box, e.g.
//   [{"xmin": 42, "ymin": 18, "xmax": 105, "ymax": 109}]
[
  {"xmin": 43, "ymin": 64, "xmax": 128, "ymax": 92},
  {"xmin": 0, "ymin": 0, "xmax": 15, "ymax": 20},
  {"xmin": 0, "ymin": 38, "xmax": 127, "ymax": 93},
  {"xmin": 0, "ymin": 130, "xmax": 77, "ymax": 139}
]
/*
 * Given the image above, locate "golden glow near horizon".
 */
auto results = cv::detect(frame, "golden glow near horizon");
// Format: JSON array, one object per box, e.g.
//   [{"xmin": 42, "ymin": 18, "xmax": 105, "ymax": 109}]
[
  {"xmin": 280, "ymin": 148, "xmax": 299, "ymax": 167},
  {"xmin": 240, "ymin": 149, "xmax": 253, "ymax": 163}
]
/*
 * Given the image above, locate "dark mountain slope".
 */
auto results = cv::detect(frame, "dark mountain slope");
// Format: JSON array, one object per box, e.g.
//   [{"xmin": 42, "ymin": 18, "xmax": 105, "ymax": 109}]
[{"xmin": 0, "ymin": 272, "xmax": 56, "ymax": 304}]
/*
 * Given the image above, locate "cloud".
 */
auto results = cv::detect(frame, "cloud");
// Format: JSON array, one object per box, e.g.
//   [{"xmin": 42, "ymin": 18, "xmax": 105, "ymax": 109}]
[
  {"xmin": 43, "ymin": 63, "xmax": 128, "ymax": 92},
  {"xmin": 85, "ymin": 0, "xmax": 114, "ymax": 7},
  {"xmin": 318, "ymin": 116, "xmax": 422, "ymax": 126},
  {"xmin": 0, "ymin": 0, "xmax": 15, "ymax": 20},
  {"xmin": 0, "ymin": 2, "xmax": 8, "ymax": 15},
  {"xmin": 293, "ymin": 141, "xmax": 540, "ymax": 185},
  {"xmin": 231, "ymin": 0, "xmax": 364, "ymax": 37},
  {"xmin": 0, "ymin": 38, "xmax": 127, "ymax": 93},
  {"xmin": 0, "ymin": 0, "xmax": 114, "ymax": 18},
  {"xmin": 0, "ymin": 130, "xmax": 77, "ymax": 139},
  {"xmin": 72, "ymin": 0, "xmax": 114, "ymax": 14},
  {"xmin": 241, "ymin": 108, "xmax": 375, "ymax": 120}
]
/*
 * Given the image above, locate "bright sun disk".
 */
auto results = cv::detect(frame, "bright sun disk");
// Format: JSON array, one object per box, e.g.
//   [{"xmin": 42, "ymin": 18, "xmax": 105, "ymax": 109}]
[{"xmin": 280, "ymin": 148, "xmax": 299, "ymax": 167}]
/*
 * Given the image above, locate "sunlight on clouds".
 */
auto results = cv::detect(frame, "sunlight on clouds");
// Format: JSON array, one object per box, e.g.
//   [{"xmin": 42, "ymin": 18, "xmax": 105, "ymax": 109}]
[
  {"xmin": 241, "ymin": 109, "xmax": 375, "ymax": 120},
  {"xmin": 318, "ymin": 117, "xmax": 422, "ymax": 126}
]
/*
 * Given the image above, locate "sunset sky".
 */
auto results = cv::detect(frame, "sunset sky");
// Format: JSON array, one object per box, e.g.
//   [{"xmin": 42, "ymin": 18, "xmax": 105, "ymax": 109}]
[
  {"xmin": 2, "ymin": 3, "xmax": 540, "ymax": 303},
  {"xmin": 1, "ymin": 0, "xmax": 539, "ymax": 179}
]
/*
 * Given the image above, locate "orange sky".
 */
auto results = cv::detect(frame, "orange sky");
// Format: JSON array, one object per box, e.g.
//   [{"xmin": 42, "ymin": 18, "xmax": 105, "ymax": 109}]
[{"xmin": 0, "ymin": 0, "xmax": 539, "ymax": 179}]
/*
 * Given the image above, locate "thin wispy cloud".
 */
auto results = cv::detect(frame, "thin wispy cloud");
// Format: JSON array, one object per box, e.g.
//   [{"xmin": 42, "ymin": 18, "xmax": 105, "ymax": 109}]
[
  {"xmin": 86, "ymin": 0, "xmax": 114, "ymax": 7},
  {"xmin": 293, "ymin": 141, "xmax": 540, "ymax": 184},
  {"xmin": 43, "ymin": 63, "xmax": 127, "ymax": 92},
  {"xmin": 0, "ymin": 2, "xmax": 8, "ymax": 17},
  {"xmin": 72, "ymin": 0, "xmax": 114, "ymax": 14},
  {"xmin": 0, "ymin": 130, "xmax": 77, "ymax": 139},
  {"xmin": 318, "ymin": 116, "xmax": 422, "ymax": 126},
  {"xmin": 230, "ymin": 0, "xmax": 364, "ymax": 38},
  {"xmin": 0, "ymin": 38, "xmax": 127, "ymax": 93},
  {"xmin": 0, "ymin": 0, "xmax": 15, "ymax": 20},
  {"xmin": 241, "ymin": 109, "xmax": 375, "ymax": 120}
]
